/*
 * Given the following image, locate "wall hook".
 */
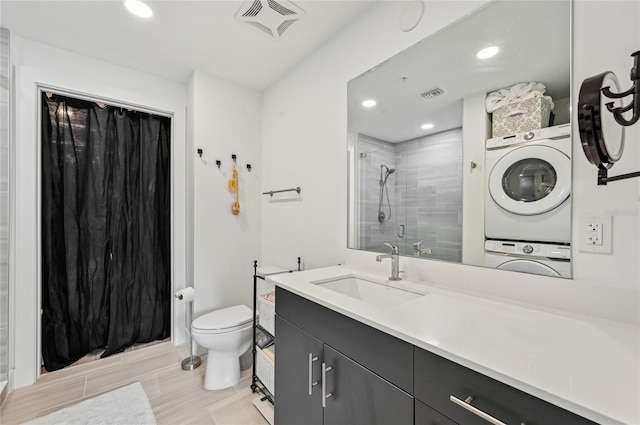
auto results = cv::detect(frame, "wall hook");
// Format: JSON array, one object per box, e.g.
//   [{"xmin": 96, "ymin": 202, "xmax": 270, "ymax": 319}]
[
  {"xmin": 197, "ymin": 148, "xmax": 203, "ymax": 158},
  {"xmin": 215, "ymin": 160, "xmax": 221, "ymax": 169},
  {"xmin": 246, "ymin": 164, "xmax": 252, "ymax": 172},
  {"xmin": 231, "ymin": 154, "xmax": 237, "ymax": 163}
]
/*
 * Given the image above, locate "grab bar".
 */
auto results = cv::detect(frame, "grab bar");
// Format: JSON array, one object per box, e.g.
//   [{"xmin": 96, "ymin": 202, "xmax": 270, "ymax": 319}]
[{"xmin": 263, "ymin": 187, "xmax": 301, "ymax": 197}]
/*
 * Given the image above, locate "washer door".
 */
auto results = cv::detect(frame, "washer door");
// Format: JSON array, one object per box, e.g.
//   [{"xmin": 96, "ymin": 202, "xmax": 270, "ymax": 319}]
[
  {"xmin": 496, "ymin": 259, "xmax": 561, "ymax": 277},
  {"xmin": 489, "ymin": 145, "xmax": 570, "ymax": 215}
]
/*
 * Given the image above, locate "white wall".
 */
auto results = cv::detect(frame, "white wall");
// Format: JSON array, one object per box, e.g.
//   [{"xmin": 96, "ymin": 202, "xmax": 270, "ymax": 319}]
[
  {"xmin": 11, "ymin": 36, "xmax": 189, "ymax": 388},
  {"xmin": 262, "ymin": 1, "xmax": 640, "ymax": 324},
  {"xmin": 571, "ymin": 0, "xmax": 640, "ymax": 289},
  {"xmin": 189, "ymin": 70, "xmax": 262, "ymax": 320},
  {"xmin": 262, "ymin": 1, "xmax": 488, "ymax": 271},
  {"xmin": 462, "ymin": 92, "xmax": 490, "ymax": 266}
]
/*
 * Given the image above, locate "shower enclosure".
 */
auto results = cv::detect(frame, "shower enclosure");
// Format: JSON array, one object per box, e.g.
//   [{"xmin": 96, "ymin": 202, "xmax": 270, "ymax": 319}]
[{"xmin": 355, "ymin": 130, "xmax": 463, "ymax": 261}]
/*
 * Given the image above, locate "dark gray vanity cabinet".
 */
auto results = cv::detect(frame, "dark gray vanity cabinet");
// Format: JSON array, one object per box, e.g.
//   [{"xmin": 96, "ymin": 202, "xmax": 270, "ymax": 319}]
[
  {"xmin": 274, "ymin": 288, "xmax": 414, "ymax": 425},
  {"xmin": 414, "ymin": 346, "xmax": 598, "ymax": 425},
  {"xmin": 275, "ymin": 286, "xmax": 600, "ymax": 425}
]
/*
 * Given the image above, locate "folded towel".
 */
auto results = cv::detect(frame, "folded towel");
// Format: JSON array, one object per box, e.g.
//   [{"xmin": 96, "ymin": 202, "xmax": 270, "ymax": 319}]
[
  {"xmin": 260, "ymin": 291, "xmax": 275, "ymax": 304},
  {"xmin": 257, "ymin": 265, "xmax": 289, "ymax": 276},
  {"xmin": 262, "ymin": 347, "xmax": 275, "ymax": 362}
]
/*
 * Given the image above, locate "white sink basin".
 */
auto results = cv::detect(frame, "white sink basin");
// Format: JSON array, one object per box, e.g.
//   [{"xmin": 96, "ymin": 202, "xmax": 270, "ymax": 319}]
[{"xmin": 311, "ymin": 274, "xmax": 423, "ymax": 306}]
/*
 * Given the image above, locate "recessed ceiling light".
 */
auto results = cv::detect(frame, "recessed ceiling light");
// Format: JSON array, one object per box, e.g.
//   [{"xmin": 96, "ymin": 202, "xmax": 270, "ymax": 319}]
[
  {"xmin": 362, "ymin": 99, "xmax": 377, "ymax": 108},
  {"xmin": 421, "ymin": 123, "xmax": 434, "ymax": 130},
  {"xmin": 477, "ymin": 46, "xmax": 499, "ymax": 59},
  {"xmin": 124, "ymin": 0, "xmax": 153, "ymax": 18}
]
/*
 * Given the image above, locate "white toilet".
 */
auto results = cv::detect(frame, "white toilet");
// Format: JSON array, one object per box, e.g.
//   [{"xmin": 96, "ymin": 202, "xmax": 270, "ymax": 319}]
[{"xmin": 191, "ymin": 304, "xmax": 253, "ymax": 390}]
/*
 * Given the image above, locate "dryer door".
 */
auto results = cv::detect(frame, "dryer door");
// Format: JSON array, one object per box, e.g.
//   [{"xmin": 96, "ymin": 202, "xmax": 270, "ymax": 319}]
[
  {"xmin": 488, "ymin": 145, "xmax": 570, "ymax": 215},
  {"xmin": 496, "ymin": 259, "xmax": 561, "ymax": 277}
]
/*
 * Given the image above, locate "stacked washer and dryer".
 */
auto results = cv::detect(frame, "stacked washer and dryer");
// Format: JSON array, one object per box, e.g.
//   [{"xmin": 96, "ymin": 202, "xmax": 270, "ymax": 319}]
[{"xmin": 484, "ymin": 124, "xmax": 572, "ymax": 278}]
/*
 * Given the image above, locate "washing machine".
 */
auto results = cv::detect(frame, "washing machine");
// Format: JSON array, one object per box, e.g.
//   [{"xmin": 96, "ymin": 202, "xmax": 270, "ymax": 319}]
[
  {"xmin": 485, "ymin": 124, "xmax": 571, "ymax": 243},
  {"xmin": 484, "ymin": 240, "xmax": 571, "ymax": 278}
]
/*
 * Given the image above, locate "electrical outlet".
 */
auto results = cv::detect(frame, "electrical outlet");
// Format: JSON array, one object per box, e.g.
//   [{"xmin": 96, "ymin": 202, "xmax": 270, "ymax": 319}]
[
  {"xmin": 585, "ymin": 222, "xmax": 603, "ymax": 245},
  {"xmin": 579, "ymin": 215, "xmax": 612, "ymax": 254}
]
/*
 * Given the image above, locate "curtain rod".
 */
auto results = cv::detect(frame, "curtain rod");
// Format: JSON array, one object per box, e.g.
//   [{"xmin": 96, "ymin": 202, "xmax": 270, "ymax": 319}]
[{"xmin": 37, "ymin": 84, "xmax": 174, "ymax": 119}]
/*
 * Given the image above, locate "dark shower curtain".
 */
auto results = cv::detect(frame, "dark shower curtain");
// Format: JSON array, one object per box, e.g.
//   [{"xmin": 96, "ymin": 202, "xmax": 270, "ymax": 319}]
[{"xmin": 41, "ymin": 92, "xmax": 171, "ymax": 372}]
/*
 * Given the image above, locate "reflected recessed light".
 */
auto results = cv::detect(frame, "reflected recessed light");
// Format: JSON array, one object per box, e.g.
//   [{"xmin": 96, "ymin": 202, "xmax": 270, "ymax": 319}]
[
  {"xmin": 124, "ymin": 0, "xmax": 153, "ymax": 18},
  {"xmin": 362, "ymin": 99, "xmax": 377, "ymax": 108},
  {"xmin": 421, "ymin": 123, "xmax": 434, "ymax": 130},
  {"xmin": 477, "ymin": 46, "xmax": 499, "ymax": 59}
]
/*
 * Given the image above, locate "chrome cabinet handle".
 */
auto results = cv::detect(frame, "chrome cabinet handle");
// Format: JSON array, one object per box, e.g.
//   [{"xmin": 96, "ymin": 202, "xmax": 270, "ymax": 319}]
[
  {"xmin": 450, "ymin": 395, "xmax": 523, "ymax": 425},
  {"xmin": 321, "ymin": 363, "xmax": 333, "ymax": 408},
  {"xmin": 308, "ymin": 353, "xmax": 319, "ymax": 395}
]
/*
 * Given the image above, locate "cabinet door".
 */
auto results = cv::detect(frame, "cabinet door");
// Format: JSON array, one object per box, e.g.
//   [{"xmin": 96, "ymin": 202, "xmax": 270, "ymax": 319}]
[
  {"xmin": 415, "ymin": 400, "xmax": 458, "ymax": 425},
  {"xmin": 323, "ymin": 345, "xmax": 413, "ymax": 425},
  {"xmin": 274, "ymin": 315, "xmax": 324, "ymax": 425}
]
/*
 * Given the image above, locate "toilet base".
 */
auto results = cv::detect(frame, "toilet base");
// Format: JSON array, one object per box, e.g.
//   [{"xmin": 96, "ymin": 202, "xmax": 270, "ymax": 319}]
[{"xmin": 204, "ymin": 353, "xmax": 241, "ymax": 390}]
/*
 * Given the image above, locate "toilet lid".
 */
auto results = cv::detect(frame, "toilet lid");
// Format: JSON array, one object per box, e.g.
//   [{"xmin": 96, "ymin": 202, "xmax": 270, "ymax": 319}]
[{"xmin": 192, "ymin": 305, "xmax": 252, "ymax": 331}]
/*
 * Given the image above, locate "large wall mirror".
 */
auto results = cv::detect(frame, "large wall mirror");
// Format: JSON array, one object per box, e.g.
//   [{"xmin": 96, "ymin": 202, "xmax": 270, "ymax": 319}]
[{"xmin": 347, "ymin": 0, "xmax": 572, "ymax": 278}]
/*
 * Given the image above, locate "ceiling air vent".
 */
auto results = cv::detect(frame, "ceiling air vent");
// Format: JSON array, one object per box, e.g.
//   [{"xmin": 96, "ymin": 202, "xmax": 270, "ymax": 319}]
[
  {"xmin": 421, "ymin": 87, "xmax": 446, "ymax": 100},
  {"xmin": 236, "ymin": 0, "xmax": 305, "ymax": 40}
]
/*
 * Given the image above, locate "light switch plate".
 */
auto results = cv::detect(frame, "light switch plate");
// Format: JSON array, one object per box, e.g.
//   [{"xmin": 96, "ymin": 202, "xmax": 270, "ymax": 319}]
[{"xmin": 578, "ymin": 215, "xmax": 612, "ymax": 254}]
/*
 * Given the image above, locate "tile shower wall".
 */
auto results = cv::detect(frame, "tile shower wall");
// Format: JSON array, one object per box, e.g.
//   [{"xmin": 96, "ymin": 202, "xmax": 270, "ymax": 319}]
[
  {"xmin": 0, "ymin": 27, "xmax": 9, "ymax": 399},
  {"xmin": 396, "ymin": 129, "xmax": 463, "ymax": 261},
  {"xmin": 357, "ymin": 134, "xmax": 397, "ymax": 253},
  {"xmin": 357, "ymin": 129, "xmax": 463, "ymax": 261}
]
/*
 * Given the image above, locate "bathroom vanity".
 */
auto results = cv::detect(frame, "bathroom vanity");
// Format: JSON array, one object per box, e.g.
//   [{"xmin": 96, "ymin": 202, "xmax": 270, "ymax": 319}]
[{"xmin": 268, "ymin": 266, "xmax": 638, "ymax": 425}]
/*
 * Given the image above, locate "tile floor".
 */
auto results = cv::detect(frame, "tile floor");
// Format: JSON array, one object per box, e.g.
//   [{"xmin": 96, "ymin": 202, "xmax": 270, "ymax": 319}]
[{"xmin": 0, "ymin": 342, "xmax": 270, "ymax": 425}]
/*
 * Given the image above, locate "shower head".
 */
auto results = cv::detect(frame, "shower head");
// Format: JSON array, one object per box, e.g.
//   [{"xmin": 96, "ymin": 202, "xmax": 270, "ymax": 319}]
[
  {"xmin": 381, "ymin": 164, "xmax": 396, "ymax": 176},
  {"xmin": 380, "ymin": 164, "xmax": 396, "ymax": 186}
]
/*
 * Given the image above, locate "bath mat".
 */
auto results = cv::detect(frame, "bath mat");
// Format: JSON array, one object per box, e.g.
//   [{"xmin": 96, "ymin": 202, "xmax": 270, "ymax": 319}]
[{"xmin": 24, "ymin": 382, "xmax": 156, "ymax": 425}]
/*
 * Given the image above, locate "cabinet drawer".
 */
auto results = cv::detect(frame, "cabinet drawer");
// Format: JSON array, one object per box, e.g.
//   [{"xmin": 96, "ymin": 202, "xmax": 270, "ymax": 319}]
[
  {"xmin": 276, "ymin": 287, "xmax": 414, "ymax": 393},
  {"xmin": 414, "ymin": 347, "xmax": 598, "ymax": 425}
]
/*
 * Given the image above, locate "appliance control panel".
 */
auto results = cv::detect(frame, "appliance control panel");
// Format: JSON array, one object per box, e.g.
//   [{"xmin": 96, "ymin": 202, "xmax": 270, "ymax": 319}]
[
  {"xmin": 486, "ymin": 123, "xmax": 571, "ymax": 149},
  {"xmin": 485, "ymin": 240, "xmax": 571, "ymax": 260}
]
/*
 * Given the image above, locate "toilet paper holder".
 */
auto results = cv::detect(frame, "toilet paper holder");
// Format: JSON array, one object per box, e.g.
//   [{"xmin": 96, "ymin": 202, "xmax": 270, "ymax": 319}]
[{"xmin": 175, "ymin": 287, "xmax": 202, "ymax": 371}]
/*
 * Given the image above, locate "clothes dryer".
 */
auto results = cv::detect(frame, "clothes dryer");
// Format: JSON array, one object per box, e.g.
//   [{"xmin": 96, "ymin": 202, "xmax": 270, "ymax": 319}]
[
  {"xmin": 484, "ymin": 239, "xmax": 571, "ymax": 278},
  {"xmin": 485, "ymin": 124, "xmax": 571, "ymax": 243}
]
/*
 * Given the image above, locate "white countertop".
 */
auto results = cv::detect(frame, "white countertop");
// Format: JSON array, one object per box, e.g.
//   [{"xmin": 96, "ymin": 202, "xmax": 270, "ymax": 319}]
[{"xmin": 267, "ymin": 265, "xmax": 640, "ymax": 425}]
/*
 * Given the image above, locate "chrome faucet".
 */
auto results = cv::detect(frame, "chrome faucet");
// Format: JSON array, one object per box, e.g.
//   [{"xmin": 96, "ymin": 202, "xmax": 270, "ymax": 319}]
[
  {"xmin": 376, "ymin": 243, "xmax": 401, "ymax": 281},
  {"xmin": 413, "ymin": 240, "xmax": 432, "ymax": 258}
]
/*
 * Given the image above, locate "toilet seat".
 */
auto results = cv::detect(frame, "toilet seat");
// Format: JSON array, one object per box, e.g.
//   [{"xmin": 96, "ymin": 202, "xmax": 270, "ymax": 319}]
[{"xmin": 192, "ymin": 305, "xmax": 252, "ymax": 334}]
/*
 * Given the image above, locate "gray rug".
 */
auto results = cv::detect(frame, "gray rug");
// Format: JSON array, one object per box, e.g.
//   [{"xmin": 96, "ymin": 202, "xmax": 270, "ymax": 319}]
[{"xmin": 24, "ymin": 382, "xmax": 156, "ymax": 425}]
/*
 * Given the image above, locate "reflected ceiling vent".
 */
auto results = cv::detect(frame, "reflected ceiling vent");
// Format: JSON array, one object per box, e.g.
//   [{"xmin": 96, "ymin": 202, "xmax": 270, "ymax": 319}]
[
  {"xmin": 421, "ymin": 87, "xmax": 446, "ymax": 100},
  {"xmin": 235, "ymin": 0, "xmax": 306, "ymax": 39}
]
